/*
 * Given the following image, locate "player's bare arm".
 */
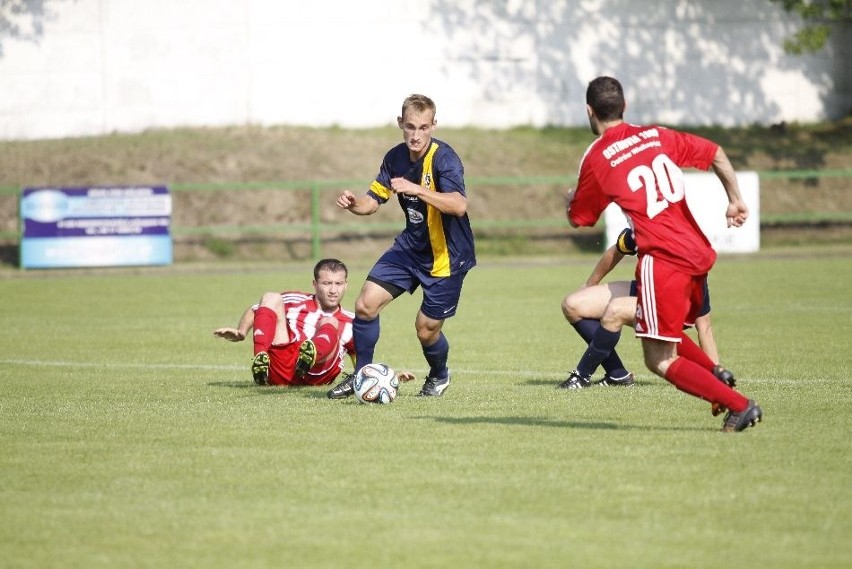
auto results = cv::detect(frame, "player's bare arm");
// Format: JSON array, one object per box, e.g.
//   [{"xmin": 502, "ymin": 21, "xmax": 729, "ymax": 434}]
[
  {"xmin": 390, "ymin": 177, "xmax": 467, "ymax": 216},
  {"xmin": 213, "ymin": 306, "xmax": 254, "ymax": 342},
  {"xmin": 711, "ymin": 147, "xmax": 748, "ymax": 227},
  {"xmin": 337, "ymin": 190, "xmax": 380, "ymax": 215},
  {"xmin": 584, "ymin": 245, "xmax": 625, "ymax": 287}
]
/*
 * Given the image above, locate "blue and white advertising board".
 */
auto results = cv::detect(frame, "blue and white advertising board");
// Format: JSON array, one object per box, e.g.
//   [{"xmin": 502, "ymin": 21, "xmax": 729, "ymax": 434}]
[
  {"xmin": 603, "ymin": 171, "xmax": 760, "ymax": 254},
  {"xmin": 20, "ymin": 186, "xmax": 172, "ymax": 269}
]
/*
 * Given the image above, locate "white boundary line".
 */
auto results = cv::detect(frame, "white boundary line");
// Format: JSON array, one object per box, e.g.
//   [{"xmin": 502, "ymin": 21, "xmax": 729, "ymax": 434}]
[
  {"xmin": 0, "ymin": 358, "xmax": 553, "ymax": 377},
  {"xmin": 1, "ymin": 359, "xmax": 240, "ymax": 371},
  {"xmin": 0, "ymin": 359, "xmax": 790, "ymax": 383}
]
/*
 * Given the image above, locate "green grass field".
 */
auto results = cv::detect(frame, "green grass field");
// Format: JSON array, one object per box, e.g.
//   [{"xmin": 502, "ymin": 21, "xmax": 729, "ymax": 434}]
[{"xmin": 1, "ymin": 247, "xmax": 851, "ymax": 568}]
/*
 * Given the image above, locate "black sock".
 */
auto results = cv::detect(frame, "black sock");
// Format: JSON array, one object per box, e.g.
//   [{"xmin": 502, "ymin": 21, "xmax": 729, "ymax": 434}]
[
  {"xmin": 571, "ymin": 319, "xmax": 627, "ymax": 376},
  {"xmin": 577, "ymin": 327, "xmax": 623, "ymax": 378}
]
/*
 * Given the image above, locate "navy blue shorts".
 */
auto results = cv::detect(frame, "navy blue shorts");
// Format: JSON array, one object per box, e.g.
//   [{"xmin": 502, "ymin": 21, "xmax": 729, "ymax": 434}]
[
  {"xmin": 630, "ymin": 278, "xmax": 711, "ymax": 317},
  {"xmin": 367, "ymin": 247, "xmax": 469, "ymax": 320}
]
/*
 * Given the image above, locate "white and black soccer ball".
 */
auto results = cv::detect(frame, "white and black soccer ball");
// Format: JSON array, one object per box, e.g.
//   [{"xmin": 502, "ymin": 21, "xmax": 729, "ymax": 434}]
[{"xmin": 353, "ymin": 363, "xmax": 399, "ymax": 405}]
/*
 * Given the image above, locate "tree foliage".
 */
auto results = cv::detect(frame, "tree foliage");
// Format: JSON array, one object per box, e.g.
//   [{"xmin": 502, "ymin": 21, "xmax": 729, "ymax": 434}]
[{"xmin": 769, "ymin": 0, "xmax": 852, "ymax": 54}]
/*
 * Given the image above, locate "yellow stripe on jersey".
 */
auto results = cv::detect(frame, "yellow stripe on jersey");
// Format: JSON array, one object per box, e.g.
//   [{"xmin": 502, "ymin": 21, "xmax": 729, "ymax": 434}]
[
  {"xmin": 370, "ymin": 180, "xmax": 392, "ymax": 201},
  {"xmin": 422, "ymin": 143, "xmax": 451, "ymax": 277}
]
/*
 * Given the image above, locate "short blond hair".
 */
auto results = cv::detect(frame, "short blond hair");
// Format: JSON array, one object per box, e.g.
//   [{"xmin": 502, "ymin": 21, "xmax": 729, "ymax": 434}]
[{"xmin": 401, "ymin": 94, "xmax": 436, "ymax": 120}]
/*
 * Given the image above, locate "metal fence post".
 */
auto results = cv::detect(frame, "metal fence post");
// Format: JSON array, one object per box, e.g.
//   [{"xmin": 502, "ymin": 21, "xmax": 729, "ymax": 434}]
[{"xmin": 311, "ymin": 183, "xmax": 321, "ymax": 260}]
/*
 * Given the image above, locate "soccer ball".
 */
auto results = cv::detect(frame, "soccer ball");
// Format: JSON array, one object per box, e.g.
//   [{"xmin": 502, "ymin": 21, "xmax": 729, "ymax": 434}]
[{"xmin": 353, "ymin": 363, "xmax": 399, "ymax": 404}]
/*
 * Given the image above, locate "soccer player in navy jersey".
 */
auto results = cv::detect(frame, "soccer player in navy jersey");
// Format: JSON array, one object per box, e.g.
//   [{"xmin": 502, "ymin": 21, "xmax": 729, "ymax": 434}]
[
  {"xmin": 566, "ymin": 76, "xmax": 761, "ymax": 432},
  {"xmin": 560, "ymin": 227, "xmax": 640, "ymax": 387},
  {"xmin": 327, "ymin": 94, "xmax": 476, "ymax": 399},
  {"xmin": 559, "ymin": 227, "xmax": 737, "ymax": 415}
]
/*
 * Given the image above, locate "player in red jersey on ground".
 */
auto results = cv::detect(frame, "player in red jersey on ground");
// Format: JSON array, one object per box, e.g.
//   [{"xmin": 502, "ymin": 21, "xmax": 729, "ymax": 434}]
[
  {"xmin": 213, "ymin": 258, "xmax": 355, "ymax": 387},
  {"xmin": 565, "ymin": 76, "xmax": 762, "ymax": 432}
]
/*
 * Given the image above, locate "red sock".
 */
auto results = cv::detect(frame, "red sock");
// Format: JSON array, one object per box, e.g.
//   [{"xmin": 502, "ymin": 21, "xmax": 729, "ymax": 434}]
[
  {"xmin": 665, "ymin": 357, "xmax": 748, "ymax": 412},
  {"xmin": 677, "ymin": 333, "xmax": 715, "ymax": 371},
  {"xmin": 253, "ymin": 307, "xmax": 276, "ymax": 354},
  {"xmin": 311, "ymin": 322, "xmax": 339, "ymax": 363}
]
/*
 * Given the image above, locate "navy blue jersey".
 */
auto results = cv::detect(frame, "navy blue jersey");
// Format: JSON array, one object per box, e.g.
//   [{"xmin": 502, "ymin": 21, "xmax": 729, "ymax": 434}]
[{"xmin": 367, "ymin": 139, "xmax": 476, "ymax": 277}]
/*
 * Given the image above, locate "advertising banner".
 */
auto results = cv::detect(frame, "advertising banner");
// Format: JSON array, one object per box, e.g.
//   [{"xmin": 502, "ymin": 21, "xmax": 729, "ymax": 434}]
[
  {"xmin": 604, "ymin": 171, "xmax": 760, "ymax": 254},
  {"xmin": 20, "ymin": 186, "xmax": 172, "ymax": 269}
]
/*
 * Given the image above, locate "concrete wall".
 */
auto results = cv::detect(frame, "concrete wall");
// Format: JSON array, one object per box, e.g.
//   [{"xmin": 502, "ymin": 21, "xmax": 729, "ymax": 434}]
[{"xmin": 0, "ymin": 0, "xmax": 848, "ymax": 141}]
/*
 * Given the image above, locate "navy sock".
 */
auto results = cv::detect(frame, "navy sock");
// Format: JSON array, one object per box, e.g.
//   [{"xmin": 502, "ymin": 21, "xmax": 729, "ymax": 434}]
[
  {"xmin": 570, "ymin": 318, "xmax": 600, "ymax": 343},
  {"xmin": 353, "ymin": 316, "xmax": 380, "ymax": 374},
  {"xmin": 576, "ymin": 327, "xmax": 622, "ymax": 378},
  {"xmin": 422, "ymin": 332, "xmax": 449, "ymax": 379},
  {"xmin": 571, "ymin": 319, "xmax": 627, "ymax": 376}
]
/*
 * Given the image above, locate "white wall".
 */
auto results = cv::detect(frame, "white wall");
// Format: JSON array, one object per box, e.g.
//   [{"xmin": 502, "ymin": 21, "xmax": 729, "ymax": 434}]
[{"xmin": 0, "ymin": 0, "xmax": 847, "ymax": 140}]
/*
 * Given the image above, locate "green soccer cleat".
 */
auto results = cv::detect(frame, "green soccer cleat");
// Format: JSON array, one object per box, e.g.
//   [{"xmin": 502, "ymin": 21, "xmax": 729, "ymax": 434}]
[
  {"xmin": 295, "ymin": 340, "xmax": 317, "ymax": 378},
  {"xmin": 252, "ymin": 351, "xmax": 270, "ymax": 385}
]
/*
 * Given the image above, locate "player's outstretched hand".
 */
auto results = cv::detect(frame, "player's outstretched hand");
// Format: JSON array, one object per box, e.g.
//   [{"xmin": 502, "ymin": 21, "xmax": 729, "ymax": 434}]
[
  {"xmin": 397, "ymin": 371, "xmax": 417, "ymax": 382},
  {"xmin": 213, "ymin": 327, "xmax": 245, "ymax": 342}
]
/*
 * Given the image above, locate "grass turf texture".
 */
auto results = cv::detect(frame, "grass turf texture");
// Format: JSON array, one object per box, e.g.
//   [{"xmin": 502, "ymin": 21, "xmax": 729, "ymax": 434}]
[{"xmin": 1, "ymin": 248, "xmax": 850, "ymax": 568}]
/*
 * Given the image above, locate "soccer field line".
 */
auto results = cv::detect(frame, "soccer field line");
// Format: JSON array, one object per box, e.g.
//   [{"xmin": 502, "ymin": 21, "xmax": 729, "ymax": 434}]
[
  {"xmin": 1, "ymin": 358, "xmax": 239, "ymax": 371},
  {"xmin": 0, "ymin": 359, "xmax": 796, "ymax": 383},
  {"xmin": 0, "ymin": 358, "xmax": 800, "ymax": 386},
  {"xmin": 0, "ymin": 358, "xmax": 549, "ymax": 377}
]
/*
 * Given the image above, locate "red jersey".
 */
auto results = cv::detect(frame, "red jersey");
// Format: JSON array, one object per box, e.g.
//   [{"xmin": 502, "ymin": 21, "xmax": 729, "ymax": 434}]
[
  {"xmin": 257, "ymin": 292, "xmax": 355, "ymax": 385},
  {"xmin": 569, "ymin": 123, "xmax": 719, "ymax": 275}
]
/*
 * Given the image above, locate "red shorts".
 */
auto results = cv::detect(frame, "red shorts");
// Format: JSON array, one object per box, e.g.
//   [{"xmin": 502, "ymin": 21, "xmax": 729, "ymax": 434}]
[
  {"xmin": 634, "ymin": 255, "xmax": 706, "ymax": 342},
  {"xmin": 267, "ymin": 341, "xmax": 342, "ymax": 387}
]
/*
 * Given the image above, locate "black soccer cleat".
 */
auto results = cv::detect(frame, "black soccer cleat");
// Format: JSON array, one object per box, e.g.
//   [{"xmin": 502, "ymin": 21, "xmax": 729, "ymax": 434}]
[
  {"xmin": 596, "ymin": 372, "xmax": 635, "ymax": 387},
  {"xmin": 710, "ymin": 365, "xmax": 737, "ymax": 415},
  {"xmin": 712, "ymin": 365, "xmax": 736, "ymax": 387},
  {"xmin": 252, "ymin": 351, "xmax": 270, "ymax": 385},
  {"xmin": 418, "ymin": 375, "xmax": 450, "ymax": 397},
  {"xmin": 556, "ymin": 370, "xmax": 592, "ymax": 390},
  {"xmin": 326, "ymin": 372, "xmax": 355, "ymax": 399},
  {"xmin": 721, "ymin": 399, "xmax": 763, "ymax": 432}
]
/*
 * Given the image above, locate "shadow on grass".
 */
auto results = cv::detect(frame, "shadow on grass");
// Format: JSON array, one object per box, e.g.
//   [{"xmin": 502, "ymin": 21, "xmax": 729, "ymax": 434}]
[
  {"xmin": 207, "ymin": 381, "xmax": 331, "ymax": 398},
  {"xmin": 413, "ymin": 415, "xmax": 708, "ymax": 432},
  {"xmin": 523, "ymin": 379, "xmax": 656, "ymax": 387},
  {"xmin": 414, "ymin": 415, "xmax": 621, "ymax": 430}
]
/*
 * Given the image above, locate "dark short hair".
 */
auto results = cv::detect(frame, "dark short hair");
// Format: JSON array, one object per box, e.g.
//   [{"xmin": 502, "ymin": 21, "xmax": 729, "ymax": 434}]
[
  {"xmin": 314, "ymin": 258, "xmax": 348, "ymax": 279},
  {"xmin": 586, "ymin": 76, "xmax": 625, "ymax": 122}
]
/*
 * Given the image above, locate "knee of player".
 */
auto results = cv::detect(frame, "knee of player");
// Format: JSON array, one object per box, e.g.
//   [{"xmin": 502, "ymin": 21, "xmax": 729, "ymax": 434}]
[
  {"xmin": 642, "ymin": 349, "xmax": 678, "ymax": 377},
  {"xmin": 642, "ymin": 355, "xmax": 668, "ymax": 377},
  {"xmin": 416, "ymin": 328, "xmax": 442, "ymax": 347},
  {"xmin": 354, "ymin": 297, "xmax": 380, "ymax": 319},
  {"xmin": 415, "ymin": 317, "xmax": 443, "ymax": 343},
  {"xmin": 561, "ymin": 294, "xmax": 581, "ymax": 321},
  {"xmin": 602, "ymin": 302, "xmax": 635, "ymax": 328},
  {"xmin": 259, "ymin": 291, "xmax": 282, "ymax": 308}
]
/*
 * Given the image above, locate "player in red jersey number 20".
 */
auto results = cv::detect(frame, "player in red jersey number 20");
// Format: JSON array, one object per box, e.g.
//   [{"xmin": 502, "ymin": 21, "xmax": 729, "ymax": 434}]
[{"xmin": 566, "ymin": 76, "xmax": 762, "ymax": 432}]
